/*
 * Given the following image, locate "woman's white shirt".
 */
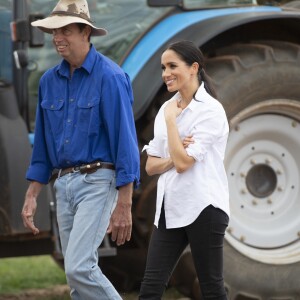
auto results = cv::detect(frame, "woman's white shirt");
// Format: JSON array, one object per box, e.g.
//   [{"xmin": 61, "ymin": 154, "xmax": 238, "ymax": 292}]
[{"xmin": 143, "ymin": 83, "xmax": 230, "ymax": 228}]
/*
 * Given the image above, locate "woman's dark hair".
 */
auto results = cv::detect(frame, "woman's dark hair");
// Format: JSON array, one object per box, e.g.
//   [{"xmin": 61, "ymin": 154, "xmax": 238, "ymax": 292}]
[{"xmin": 165, "ymin": 40, "xmax": 217, "ymax": 98}]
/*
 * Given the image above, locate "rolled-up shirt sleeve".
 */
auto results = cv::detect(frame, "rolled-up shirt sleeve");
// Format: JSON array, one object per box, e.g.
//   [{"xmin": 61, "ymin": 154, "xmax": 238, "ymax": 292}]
[
  {"xmin": 26, "ymin": 86, "xmax": 53, "ymax": 184},
  {"xmin": 101, "ymin": 72, "xmax": 140, "ymax": 188},
  {"xmin": 142, "ymin": 139, "xmax": 162, "ymax": 157},
  {"xmin": 142, "ymin": 103, "xmax": 167, "ymax": 158},
  {"xmin": 186, "ymin": 107, "xmax": 228, "ymax": 162}
]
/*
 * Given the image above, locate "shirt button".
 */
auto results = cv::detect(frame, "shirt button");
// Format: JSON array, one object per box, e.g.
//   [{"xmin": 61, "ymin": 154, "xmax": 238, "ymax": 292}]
[
  {"xmin": 67, "ymin": 119, "xmax": 71, "ymax": 123},
  {"xmin": 50, "ymin": 105, "xmax": 54, "ymax": 109},
  {"xmin": 65, "ymin": 139, "xmax": 69, "ymax": 143},
  {"xmin": 70, "ymin": 99, "xmax": 74, "ymax": 102}
]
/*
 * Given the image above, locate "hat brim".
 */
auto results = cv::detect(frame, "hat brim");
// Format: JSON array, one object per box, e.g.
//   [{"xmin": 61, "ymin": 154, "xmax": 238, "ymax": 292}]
[{"xmin": 31, "ymin": 15, "xmax": 107, "ymax": 36}]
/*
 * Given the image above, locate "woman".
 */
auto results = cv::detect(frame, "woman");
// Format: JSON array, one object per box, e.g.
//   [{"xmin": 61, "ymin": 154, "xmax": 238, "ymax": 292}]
[{"xmin": 139, "ymin": 40, "xmax": 230, "ymax": 300}]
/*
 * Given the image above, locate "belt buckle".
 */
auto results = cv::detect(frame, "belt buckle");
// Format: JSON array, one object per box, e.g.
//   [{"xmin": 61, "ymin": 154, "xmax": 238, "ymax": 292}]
[
  {"xmin": 78, "ymin": 164, "xmax": 91, "ymax": 174},
  {"xmin": 80, "ymin": 162, "xmax": 101, "ymax": 174},
  {"xmin": 72, "ymin": 166, "xmax": 81, "ymax": 173}
]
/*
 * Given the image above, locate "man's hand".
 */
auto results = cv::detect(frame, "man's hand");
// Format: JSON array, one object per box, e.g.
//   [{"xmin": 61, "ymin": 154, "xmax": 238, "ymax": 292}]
[
  {"xmin": 21, "ymin": 181, "xmax": 43, "ymax": 235},
  {"xmin": 107, "ymin": 183, "xmax": 133, "ymax": 246}
]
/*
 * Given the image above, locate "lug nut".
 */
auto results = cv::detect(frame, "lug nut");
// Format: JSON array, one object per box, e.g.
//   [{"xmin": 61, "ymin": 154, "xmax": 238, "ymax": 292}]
[{"xmin": 277, "ymin": 186, "xmax": 283, "ymax": 192}]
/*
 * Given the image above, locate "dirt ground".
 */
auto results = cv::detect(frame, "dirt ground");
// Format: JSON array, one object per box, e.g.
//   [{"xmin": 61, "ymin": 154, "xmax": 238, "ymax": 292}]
[{"xmin": 0, "ymin": 285, "xmax": 190, "ymax": 300}]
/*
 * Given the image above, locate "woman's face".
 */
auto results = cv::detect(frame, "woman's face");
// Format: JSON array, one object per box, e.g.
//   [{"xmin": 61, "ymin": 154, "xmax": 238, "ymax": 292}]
[{"xmin": 161, "ymin": 49, "xmax": 197, "ymax": 93}]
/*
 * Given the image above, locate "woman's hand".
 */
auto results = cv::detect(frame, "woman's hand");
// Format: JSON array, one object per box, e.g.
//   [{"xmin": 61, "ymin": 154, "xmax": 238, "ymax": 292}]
[
  {"xmin": 164, "ymin": 99, "xmax": 182, "ymax": 120},
  {"xmin": 182, "ymin": 135, "xmax": 194, "ymax": 148}
]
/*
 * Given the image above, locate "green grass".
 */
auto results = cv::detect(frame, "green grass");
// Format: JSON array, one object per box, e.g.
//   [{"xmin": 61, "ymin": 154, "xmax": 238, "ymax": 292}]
[
  {"xmin": 0, "ymin": 255, "xmax": 186, "ymax": 300},
  {"xmin": 0, "ymin": 255, "xmax": 67, "ymax": 294}
]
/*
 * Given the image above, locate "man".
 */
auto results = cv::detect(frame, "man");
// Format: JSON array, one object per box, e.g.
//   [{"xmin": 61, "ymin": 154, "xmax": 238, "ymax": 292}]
[{"xmin": 21, "ymin": 0, "xmax": 140, "ymax": 299}]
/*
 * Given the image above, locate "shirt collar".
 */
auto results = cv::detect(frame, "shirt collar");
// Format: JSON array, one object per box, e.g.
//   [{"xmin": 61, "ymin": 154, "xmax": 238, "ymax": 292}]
[
  {"xmin": 177, "ymin": 83, "xmax": 211, "ymax": 112},
  {"xmin": 57, "ymin": 44, "xmax": 97, "ymax": 77},
  {"xmin": 193, "ymin": 82, "xmax": 212, "ymax": 103},
  {"xmin": 81, "ymin": 44, "xmax": 97, "ymax": 73}
]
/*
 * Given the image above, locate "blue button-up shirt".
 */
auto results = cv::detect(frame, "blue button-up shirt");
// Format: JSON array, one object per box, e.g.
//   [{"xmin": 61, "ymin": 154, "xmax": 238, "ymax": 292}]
[{"xmin": 26, "ymin": 45, "xmax": 140, "ymax": 188}]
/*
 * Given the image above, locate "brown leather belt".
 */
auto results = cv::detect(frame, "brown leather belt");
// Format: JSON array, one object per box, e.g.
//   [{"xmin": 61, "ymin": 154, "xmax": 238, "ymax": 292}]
[{"xmin": 51, "ymin": 161, "xmax": 115, "ymax": 181}]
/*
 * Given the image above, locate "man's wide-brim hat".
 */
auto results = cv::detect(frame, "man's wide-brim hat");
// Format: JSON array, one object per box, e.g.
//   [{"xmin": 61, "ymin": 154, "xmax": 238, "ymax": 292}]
[{"xmin": 31, "ymin": 0, "xmax": 107, "ymax": 36}]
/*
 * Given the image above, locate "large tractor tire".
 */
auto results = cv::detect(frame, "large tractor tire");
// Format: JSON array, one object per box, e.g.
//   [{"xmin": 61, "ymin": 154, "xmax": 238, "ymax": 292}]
[{"xmin": 171, "ymin": 41, "xmax": 300, "ymax": 299}]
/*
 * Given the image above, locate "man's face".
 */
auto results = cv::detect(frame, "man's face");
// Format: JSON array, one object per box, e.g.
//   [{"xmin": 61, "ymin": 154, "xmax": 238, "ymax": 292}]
[{"xmin": 52, "ymin": 23, "xmax": 89, "ymax": 63}]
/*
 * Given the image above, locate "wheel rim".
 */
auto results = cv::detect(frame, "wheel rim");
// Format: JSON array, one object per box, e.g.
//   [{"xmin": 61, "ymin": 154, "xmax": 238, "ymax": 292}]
[{"xmin": 225, "ymin": 99, "xmax": 300, "ymax": 264}]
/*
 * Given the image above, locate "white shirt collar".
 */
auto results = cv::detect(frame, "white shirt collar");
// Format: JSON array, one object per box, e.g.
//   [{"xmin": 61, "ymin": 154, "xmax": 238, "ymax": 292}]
[{"xmin": 174, "ymin": 83, "xmax": 212, "ymax": 112}]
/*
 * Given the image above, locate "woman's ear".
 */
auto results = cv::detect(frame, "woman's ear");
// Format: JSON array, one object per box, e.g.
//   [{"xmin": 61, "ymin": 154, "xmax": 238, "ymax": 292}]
[{"xmin": 192, "ymin": 62, "xmax": 199, "ymax": 75}]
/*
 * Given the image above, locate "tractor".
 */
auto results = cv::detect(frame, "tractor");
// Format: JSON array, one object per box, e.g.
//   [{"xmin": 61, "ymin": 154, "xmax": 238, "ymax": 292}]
[{"xmin": 1, "ymin": 0, "xmax": 300, "ymax": 299}]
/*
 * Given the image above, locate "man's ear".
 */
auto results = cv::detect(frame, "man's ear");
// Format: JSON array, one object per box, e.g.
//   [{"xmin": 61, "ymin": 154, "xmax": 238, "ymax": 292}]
[{"xmin": 84, "ymin": 25, "xmax": 92, "ymax": 39}]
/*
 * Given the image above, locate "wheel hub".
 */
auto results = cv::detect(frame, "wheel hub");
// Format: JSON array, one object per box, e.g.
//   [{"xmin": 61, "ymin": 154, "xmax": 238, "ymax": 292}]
[
  {"xmin": 224, "ymin": 100, "xmax": 300, "ymax": 264},
  {"xmin": 246, "ymin": 163, "xmax": 277, "ymax": 198}
]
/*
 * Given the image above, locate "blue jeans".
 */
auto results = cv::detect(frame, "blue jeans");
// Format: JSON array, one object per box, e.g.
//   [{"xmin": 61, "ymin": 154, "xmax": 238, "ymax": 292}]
[{"xmin": 54, "ymin": 168, "xmax": 121, "ymax": 300}]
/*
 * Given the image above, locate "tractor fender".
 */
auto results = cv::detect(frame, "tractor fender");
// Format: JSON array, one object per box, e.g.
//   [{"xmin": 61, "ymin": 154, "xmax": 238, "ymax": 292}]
[{"xmin": 122, "ymin": 6, "xmax": 300, "ymax": 120}]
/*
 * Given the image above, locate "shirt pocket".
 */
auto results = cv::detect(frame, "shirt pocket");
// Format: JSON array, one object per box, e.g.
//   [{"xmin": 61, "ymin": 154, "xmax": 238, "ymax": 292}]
[
  {"xmin": 41, "ymin": 99, "xmax": 64, "ymax": 136},
  {"xmin": 77, "ymin": 97, "xmax": 101, "ymax": 135}
]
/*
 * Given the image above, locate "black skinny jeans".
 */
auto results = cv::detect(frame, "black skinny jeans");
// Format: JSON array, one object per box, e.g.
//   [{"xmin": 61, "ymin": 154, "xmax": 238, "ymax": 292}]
[{"xmin": 139, "ymin": 205, "xmax": 229, "ymax": 300}]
